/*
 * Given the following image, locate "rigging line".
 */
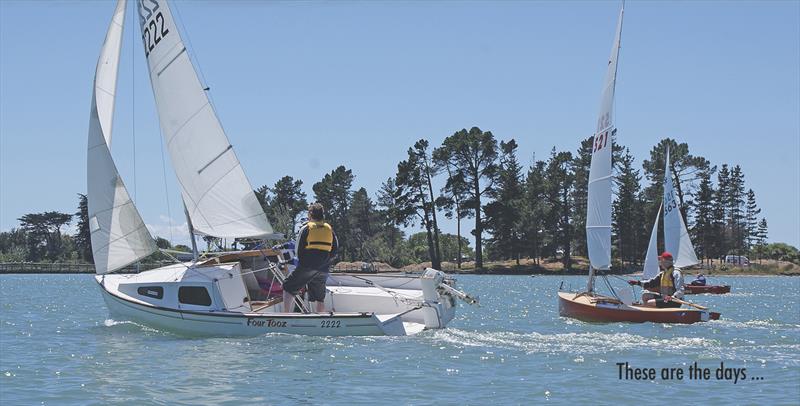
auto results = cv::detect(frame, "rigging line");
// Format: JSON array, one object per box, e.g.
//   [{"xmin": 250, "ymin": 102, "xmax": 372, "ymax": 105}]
[
  {"xmin": 171, "ymin": 0, "xmax": 214, "ymax": 107},
  {"xmin": 131, "ymin": 0, "xmax": 136, "ymax": 203}
]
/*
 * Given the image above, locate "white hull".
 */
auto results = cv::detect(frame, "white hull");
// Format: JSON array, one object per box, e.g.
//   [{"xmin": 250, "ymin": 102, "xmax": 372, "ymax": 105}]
[
  {"xmin": 95, "ymin": 263, "xmax": 465, "ymax": 337},
  {"xmin": 98, "ymin": 282, "xmax": 414, "ymax": 336}
]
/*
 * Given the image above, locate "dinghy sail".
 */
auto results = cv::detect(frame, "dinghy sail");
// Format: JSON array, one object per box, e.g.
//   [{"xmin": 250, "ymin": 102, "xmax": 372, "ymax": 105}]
[
  {"xmin": 662, "ymin": 147, "xmax": 700, "ymax": 268},
  {"xmin": 137, "ymin": 0, "xmax": 272, "ymax": 239},
  {"xmin": 586, "ymin": 5, "xmax": 623, "ymax": 276},
  {"xmin": 87, "ymin": 0, "xmax": 156, "ymax": 274},
  {"xmin": 642, "ymin": 203, "xmax": 661, "ymax": 279},
  {"xmin": 641, "ymin": 146, "xmax": 700, "ymax": 277}
]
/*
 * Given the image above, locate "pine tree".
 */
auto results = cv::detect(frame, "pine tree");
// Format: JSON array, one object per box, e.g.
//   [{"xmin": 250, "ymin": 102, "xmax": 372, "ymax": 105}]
[
  {"xmin": 521, "ymin": 159, "xmax": 547, "ymax": 264},
  {"xmin": 543, "ymin": 148, "xmax": 574, "ymax": 269},
  {"xmin": 571, "ymin": 137, "xmax": 593, "ymax": 258},
  {"xmin": 756, "ymin": 218, "xmax": 768, "ymax": 245},
  {"xmin": 714, "ymin": 164, "xmax": 731, "ymax": 256},
  {"xmin": 395, "ymin": 140, "xmax": 442, "ymax": 269},
  {"xmin": 483, "ymin": 139, "xmax": 524, "ymax": 263},
  {"xmin": 642, "ymin": 138, "xmax": 711, "ymax": 226},
  {"xmin": 744, "ymin": 188, "xmax": 761, "ymax": 251},
  {"xmin": 257, "ymin": 176, "xmax": 308, "ymax": 239},
  {"xmin": 435, "ymin": 127, "xmax": 499, "ymax": 269},
  {"xmin": 18, "ymin": 211, "xmax": 72, "ymax": 261},
  {"xmin": 612, "ymin": 148, "xmax": 643, "ymax": 266},
  {"xmin": 376, "ymin": 178, "xmax": 408, "ymax": 267},
  {"xmin": 313, "ymin": 166, "xmax": 354, "ymax": 260},
  {"xmin": 692, "ymin": 167, "xmax": 716, "ymax": 264},
  {"xmin": 728, "ymin": 165, "xmax": 746, "ymax": 253},
  {"xmin": 74, "ymin": 193, "xmax": 93, "ymax": 262},
  {"xmin": 349, "ymin": 187, "xmax": 380, "ymax": 260}
]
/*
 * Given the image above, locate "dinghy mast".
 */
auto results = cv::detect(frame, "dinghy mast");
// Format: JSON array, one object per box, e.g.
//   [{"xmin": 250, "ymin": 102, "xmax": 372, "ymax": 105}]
[
  {"xmin": 586, "ymin": 4, "xmax": 623, "ymax": 291},
  {"xmin": 87, "ymin": 0, "xmax": 157, "ymax": 274}
]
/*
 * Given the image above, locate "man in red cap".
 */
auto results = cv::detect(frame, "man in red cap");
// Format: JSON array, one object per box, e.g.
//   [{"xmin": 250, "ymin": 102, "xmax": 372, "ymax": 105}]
[{"xmin": 628, "ymin": 252, "xmax": 685, "ymax": 308}]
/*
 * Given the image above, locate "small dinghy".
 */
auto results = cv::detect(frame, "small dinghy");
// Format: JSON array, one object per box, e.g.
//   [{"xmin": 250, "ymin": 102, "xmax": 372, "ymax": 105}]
[
  {"xmin": 558, "ymin": 292, "xmax": 720, "ymax": 324},
  {"xmin": 557, "ymin": 5, "xmax": 718, "ymax": 324},
  {"xmin": 684, "ymin": 284, "xmax": 731, "ymax": 295},
  {"xmin": 87, "ymin": 0, "xmax": 477, "ymax": 336}
]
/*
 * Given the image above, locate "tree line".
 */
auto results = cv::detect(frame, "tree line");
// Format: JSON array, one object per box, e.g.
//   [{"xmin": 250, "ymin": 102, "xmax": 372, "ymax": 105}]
[{"xmin": 1, "ymin": 129, "xmax": 796, "ymax": 268}]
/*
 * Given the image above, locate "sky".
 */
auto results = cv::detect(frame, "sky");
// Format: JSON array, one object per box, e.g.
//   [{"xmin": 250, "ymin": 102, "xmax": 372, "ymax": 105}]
[{"xmin": 0, "ymin": 0, "xmax": 798, "ymax": 249}]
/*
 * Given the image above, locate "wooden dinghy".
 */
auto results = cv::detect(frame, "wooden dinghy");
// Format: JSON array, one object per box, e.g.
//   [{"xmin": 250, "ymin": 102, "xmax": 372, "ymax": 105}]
[
  {"xmin": 558, "ymin": 292, "xmax": 720, "ymax": 324},
  {"xmin": 684, "ymin": 284, "xmax": 731, "ymax": 295}
]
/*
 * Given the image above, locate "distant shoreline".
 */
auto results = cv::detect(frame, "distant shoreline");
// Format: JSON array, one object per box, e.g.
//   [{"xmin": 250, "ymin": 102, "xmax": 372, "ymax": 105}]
[{"xmin": 1, "ymin": 261, "xmax": 796, "ymax": 276}]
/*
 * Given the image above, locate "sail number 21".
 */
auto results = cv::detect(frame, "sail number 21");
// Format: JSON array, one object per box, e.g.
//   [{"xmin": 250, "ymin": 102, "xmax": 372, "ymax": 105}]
[{"xmin": 593, "ymin": 131, "xmax": 609, "ymax": 153}]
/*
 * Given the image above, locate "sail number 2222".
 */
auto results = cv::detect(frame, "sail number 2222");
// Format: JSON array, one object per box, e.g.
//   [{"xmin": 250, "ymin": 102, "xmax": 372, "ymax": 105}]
[{"xmin": 138, "ymin": 0, "xmax": 169, "ymax": 59}]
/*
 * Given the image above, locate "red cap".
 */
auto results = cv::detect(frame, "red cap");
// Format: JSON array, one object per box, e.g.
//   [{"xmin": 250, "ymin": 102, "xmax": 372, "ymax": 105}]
[{"xmin": 659, "ymin": 252, "xmax": 673, "ymax": 260}]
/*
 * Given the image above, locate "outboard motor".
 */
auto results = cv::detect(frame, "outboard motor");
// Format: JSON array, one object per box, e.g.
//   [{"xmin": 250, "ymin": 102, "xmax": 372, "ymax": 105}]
[
  {"xmin": 420, "ymin": 268, "xmax": 447, "ymax": 329},
  {"xmin": 419, "ymin": 268, "xmax": 479, "ymax": 329}
]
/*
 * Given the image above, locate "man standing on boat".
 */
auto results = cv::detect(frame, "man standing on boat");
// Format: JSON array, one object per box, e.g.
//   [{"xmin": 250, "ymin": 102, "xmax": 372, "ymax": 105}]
[
  {"xmin": 282, "ymin": 203, "xmax": 338, "ymax": 313},
  {"xmin": 628, "ymin": 252, "xmax": 685, "ymax": 308}
]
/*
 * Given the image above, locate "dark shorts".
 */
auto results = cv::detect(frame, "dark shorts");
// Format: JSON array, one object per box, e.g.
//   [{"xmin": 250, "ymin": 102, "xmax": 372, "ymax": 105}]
[
  {"xmin": 283, "ymin": 267, "xmax": 328, "ymax": 302},
  {"xmin": 655, "ymin": 298, "xmax": 682, "ymax": 308}
]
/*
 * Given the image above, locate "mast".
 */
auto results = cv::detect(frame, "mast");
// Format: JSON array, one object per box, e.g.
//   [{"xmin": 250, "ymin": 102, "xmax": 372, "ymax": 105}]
[{"xmin": 183, "ymin": 201, "xmax": 199, "ymax": 261}]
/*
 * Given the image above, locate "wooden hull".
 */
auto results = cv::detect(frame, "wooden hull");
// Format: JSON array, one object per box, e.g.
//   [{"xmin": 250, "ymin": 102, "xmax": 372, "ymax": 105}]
[
  {"xmin": 684, "ymin": 284, "xmax": 731, "ymax": 294},
  {"xmin": 558, "ymin": 292, "xmax": 720, "ymax": 324}
]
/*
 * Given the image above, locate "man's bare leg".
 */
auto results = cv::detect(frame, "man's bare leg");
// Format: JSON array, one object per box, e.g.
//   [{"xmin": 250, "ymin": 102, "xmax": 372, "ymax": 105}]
[
  {"xmin": 283, "ymin": 291, "xmax": 295, "ymax": 313},
  {"xmin": 640, "ymin": 292, "xmax": 659, "ymax": 307},
  {"xmin": 314, "ymin": 301, "xmax": 325, "ymax": 313}
]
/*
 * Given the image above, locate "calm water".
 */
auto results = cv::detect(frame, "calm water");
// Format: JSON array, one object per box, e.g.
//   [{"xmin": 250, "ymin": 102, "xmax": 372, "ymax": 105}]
[{"xmin": 1, "ymin": 274, "xmax": 798, "ymax": 405}]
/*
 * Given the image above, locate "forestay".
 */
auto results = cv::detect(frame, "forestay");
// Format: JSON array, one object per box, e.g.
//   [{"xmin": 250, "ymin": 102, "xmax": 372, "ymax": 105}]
[
  {"xmin": 137, "ymin": 0, "xmax": 272, "ymax": 238},
  {"xmin": 87, "ymin": 0, "xmax": 157, "ymax": 274},
  {"xmin": 586, "ymin": 6, "xmax": 623, "ymax": 271},
  {"xmin": 662, "ymin": 147, "xmax": 699, "ymax": 268}
]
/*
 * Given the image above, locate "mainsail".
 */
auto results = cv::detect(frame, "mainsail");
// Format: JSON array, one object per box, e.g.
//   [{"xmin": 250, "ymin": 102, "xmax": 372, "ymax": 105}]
[
  {"xmin": 87, "ymin": 0, "xmax": 157, "ymax": 274},
  {"xmin": 642, "ymin": 203, "xmax": 661, "ymax": 279},
  {"xmin": 137, "ymin": 0, "xmax": 272, "ymax": 238},
  {"xmin": 586, "ymin": 6, "xmax": 623, "ymax": 271},
  {"xmin": 662, "ymin": 147, "xmax": 700, "ymax": 267}
]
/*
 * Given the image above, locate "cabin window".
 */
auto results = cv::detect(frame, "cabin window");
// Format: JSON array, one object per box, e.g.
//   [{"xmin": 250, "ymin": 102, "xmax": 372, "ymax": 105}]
[
  {"xmin": 178, "ymin": 286, "xmax": 212, "ymax": 306},
  {"xmin": 137, "ymin": 286, "xmax": 164, "ymax": 299}
]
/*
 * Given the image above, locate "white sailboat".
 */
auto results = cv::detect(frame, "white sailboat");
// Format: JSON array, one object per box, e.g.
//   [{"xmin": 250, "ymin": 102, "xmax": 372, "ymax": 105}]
[
  {"xmin": 90, "ymin": 0, "xmax": 476, "ymax": 336},
  {"xmin": 641, "ymin": 146, "xmax": 730, "ymax": 293},
  {"xmin": 642, "ymin": 146, "xmax": 700, "ymax": 278},
  {"xmin": 557, "ymin": 5, "xmax": 719, "ymax": 323}
]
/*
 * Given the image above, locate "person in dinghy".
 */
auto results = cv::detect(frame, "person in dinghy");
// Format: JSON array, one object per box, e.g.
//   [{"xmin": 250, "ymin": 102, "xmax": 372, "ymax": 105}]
[
  {"xmin": 282, "ymin": 203, "xmax": 339, "ymax": 313},
  {"xmin": 628, "ymin": 252, "xmax": 685, "ymax": 308},
  {"xmin": 690, "ymin": 273, "xmax": 707, "ymax": 286}
]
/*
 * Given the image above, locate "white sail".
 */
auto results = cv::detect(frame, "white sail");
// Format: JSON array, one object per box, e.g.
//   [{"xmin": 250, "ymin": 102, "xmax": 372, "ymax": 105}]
[
  {"xmin": 586, "ymin": 6, "xmax": 623, "ymax": 271},
  {"xmin": 642, "ymin": 203, "xmax": 661, "ymax": 279},
  {"xmin": 88, "ymin": 0, "xmax": 157, "ymax": 274},
  {"xmin": 137, "ymin": 0, "xmax": 272, "ymax": 238},
  {"xmin": 662, "ymin": 147, "xmax": 700, "ymax": 268}
]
